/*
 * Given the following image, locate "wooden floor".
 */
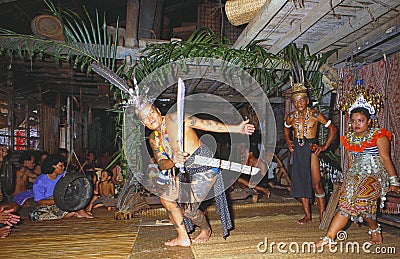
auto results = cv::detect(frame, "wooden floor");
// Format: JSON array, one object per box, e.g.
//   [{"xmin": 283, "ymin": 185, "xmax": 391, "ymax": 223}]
[{"xmin": 1, "ymin": 190, "xmax": 399, "ymax": 259}]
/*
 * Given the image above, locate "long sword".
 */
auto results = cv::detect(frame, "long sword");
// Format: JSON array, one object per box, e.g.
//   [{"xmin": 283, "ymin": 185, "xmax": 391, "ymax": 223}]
[{"xmin": 177, "ymin": 77, "xmax": 185, "ymax": 174}]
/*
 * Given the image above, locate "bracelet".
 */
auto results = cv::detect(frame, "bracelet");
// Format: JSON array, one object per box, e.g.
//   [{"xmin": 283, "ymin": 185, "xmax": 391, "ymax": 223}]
[
  {"xmin": 284, "ymin": 122, "xmax": 292, "ymax": 128},
  {"xmin": 320, "ymin": 236, "xmax": 335, "ymax": 245},
  {"xmin": 389, "ymin": 175, "xmax": 400, "ymax": 186},
  {"xmin": 324, "ymin": 120, "xmax": 332, "ymax": 128}
]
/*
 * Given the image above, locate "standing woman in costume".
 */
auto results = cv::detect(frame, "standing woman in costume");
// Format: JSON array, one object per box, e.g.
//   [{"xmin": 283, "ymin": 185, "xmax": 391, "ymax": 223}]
[{"xmin": 316, "ymin": 98, "xmax": 400, "ymax": 247}]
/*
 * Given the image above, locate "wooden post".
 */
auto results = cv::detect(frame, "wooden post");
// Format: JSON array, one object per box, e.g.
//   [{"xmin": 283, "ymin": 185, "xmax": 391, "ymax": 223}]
[
  {"xmin": 319, "ymin": 182, "xmax": 342, "ymax": 230},
  {"xmin": 153, "ymin": 0, "xmax": 163, "ymax": 39},
  {"xmin": 126, "ymin": 0, "xmax": 139, "ymax": 47}
]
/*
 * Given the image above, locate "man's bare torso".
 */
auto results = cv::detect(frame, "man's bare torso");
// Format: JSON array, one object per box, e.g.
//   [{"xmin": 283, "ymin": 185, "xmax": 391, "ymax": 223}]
[{"xmin": 287, "ymin": 108, "xmax": 323, "ymax": 139}]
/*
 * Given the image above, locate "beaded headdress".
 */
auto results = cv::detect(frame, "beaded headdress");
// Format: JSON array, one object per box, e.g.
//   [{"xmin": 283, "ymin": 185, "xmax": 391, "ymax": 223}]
[
  {"xmin": 91, "ymin": 62, "xmax": 150, "ymax": 114},
  {"xmin": 337, "ymin": 81, "xmax": 382, "ymax": 115},
  {"xmin": 347, "ymin": 94, "xmax": 375, "ymax": 115},
  {"xmin": 337, "ymin": 80, "xmax": 383, "ymax": 127}
]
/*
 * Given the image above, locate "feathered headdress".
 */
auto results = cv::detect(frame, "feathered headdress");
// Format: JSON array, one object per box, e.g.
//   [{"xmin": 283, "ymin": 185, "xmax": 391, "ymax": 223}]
[{"xmin": 91, "ymin": 62, "xmax": 150, "ymax": 113}]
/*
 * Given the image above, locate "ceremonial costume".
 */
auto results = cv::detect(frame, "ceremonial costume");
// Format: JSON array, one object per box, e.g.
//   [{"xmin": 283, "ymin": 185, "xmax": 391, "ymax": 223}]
[
  {"xmin": 338, "ymin": 128, "xmax": 391, "ymax": 221},
  {"xmin": 154, "ymin": 117, "xmax": 232, "ymax": 238}
]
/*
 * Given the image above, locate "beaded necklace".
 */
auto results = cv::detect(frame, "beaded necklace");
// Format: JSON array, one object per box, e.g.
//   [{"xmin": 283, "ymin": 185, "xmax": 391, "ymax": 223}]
[
  {"xmin": 294, "ymin": 107, "xmax": 309, "ymax": 146},
  {"xmin": 346, "ymin": 127, "xmax": 375, "ymax": 147},
  {"xmin": 154, "ymin": 117, "xmax": 172, "ymax": 157}
]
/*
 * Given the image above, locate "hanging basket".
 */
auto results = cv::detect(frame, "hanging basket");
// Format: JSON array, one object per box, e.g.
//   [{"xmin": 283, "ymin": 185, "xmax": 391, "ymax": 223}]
[
  {"xmin": 31, "ymin": 14, "xmax": 64, "ymax": 41},
  {"xmin": 225, "ymin": 0, "xmax": 268, "ymax": 26}
]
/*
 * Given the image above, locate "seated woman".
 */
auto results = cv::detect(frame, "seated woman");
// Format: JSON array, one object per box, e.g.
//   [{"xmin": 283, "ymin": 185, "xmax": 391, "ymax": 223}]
[
  {"xmin": 30, "ymin": 154, "xmax": 93, "ymax": 222},
  {"xmin": 86, "ymin": 170, "xmax": 116, "ymax": 214}
]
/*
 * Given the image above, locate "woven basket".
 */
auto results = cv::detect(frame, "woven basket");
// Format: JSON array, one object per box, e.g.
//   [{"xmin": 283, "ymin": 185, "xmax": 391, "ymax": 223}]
[
  {"xmin": 31, "ymin": 14, "xmax": 64, "ymax": 41},
  {"xmin": 225, "ymin": 0, "xmax": 268, "ymax": 26}
]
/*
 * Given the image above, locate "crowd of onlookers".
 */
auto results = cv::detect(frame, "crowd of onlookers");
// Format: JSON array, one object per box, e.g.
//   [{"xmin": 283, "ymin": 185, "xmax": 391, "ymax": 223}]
[{"xmin": 0, "ymin": 146, "xmax": 122, "ymax": 238}]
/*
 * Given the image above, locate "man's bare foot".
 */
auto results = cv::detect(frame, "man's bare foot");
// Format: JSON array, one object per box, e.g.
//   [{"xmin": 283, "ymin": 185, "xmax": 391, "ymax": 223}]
[
  {"xmin": 192, "ymin": 229, "xmax": 211, "ymax": 244},
  {"xmin": 165, "ymin": 236, "xmax": 191, "ymax": 247},
  {"xmin": 0, "ymin": 226, "xmax": 11, "ymax": 238},
  {"xmin": 77, "ymin": 210, "xmax": 94, "ymax": 219},
  {"xmin": 253, "ymin": 187, "xmax": 271, "ymax": 198},
  {"xmin": 297, "ymin": 216, "xmax": 312, "ymax": 224},
  {"xmin": 314, "ymin": 236, "xmax": 335, "ymax": 249},
  {"xmin": 369, "ymin": 232, "xmax": 383, "ymax": 244}
]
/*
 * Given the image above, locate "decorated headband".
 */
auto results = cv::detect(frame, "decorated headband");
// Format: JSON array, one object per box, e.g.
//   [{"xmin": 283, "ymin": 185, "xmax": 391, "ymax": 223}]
[
  {"xmin": 347, "ymin": 94, "xmax": 375, "ymax": 115},
  {"xmin": 91, "ymin": 62, "xmax": 150, "ymax": 113}
]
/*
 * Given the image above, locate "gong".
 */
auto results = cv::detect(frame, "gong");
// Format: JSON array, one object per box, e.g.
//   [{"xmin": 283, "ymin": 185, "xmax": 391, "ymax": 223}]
[{"xmin": 53, "ymin": 172, "xmax": 93, "ymax": 212}]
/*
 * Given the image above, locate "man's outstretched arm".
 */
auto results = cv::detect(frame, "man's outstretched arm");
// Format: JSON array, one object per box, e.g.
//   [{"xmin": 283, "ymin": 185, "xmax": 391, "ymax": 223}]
[{"xmin": 185, "ymin": 114, "xmax": 255, "ymax": 135}]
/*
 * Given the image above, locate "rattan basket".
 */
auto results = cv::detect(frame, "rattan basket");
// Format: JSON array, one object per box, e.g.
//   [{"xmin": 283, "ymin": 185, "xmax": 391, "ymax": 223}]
[{"xmin": 225, "ymin": 0, "xmax": 268, "ymax": 26}]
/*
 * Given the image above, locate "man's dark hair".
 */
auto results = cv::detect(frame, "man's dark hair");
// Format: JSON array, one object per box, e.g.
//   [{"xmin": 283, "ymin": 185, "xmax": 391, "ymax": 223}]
[
  {"xmin": 105, "ymin": 170, "xmax": 113, "ymax": 178},
  {"xmin": 19, "ymin": 151, "xmax": 33, "ymax": 164},
  {"xmin": 350, "ymin": 107, "xmax": 371, "ymax": 119},
  {"xmin": 41, "ymin": 154, "xmax": 66, "ymax": 174},
  {"xmin": 57, "ymin": 148, "xmax": 69, "ymax": 156}
]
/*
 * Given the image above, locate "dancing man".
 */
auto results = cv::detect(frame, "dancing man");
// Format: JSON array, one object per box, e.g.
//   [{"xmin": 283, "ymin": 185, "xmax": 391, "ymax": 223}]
[{"xmin": 143, "ymin": 101, "xmax": 255, "ymax": 246}]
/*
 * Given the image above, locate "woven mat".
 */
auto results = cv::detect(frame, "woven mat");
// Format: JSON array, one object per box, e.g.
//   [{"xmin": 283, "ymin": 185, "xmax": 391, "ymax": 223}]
[
  {"xmin": 190, "ymin": 214, "xmax": 399, "ymax": 258},
  {"xmin": 0, "ymin": 209, "xmax": 140, "ymax": 259}
]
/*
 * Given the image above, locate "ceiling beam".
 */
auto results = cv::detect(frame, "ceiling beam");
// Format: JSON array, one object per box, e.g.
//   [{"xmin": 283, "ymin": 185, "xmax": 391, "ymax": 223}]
[
  {"xmin": 232, "ymin": 0, "xmax": 288, "ymax": 49},
  {"xmin": 309, "ymin": 0, "xmax": 400, "ymax": 55},
  {"xmin": 0, "ymin": 0, "xmax": 18, "ymax": 4},
  {"xmin": 269, "ymin": 0, "xmax": 345, "ymax": 54},
  {"xmin": 206, "ymin": 81, "xmax": 223, "ymax": 93},
  {"xmin": 366, "ymin": 41, "xmax": 400, "ymax": 62},
  {"xmin": 333, "ymin": 15, "xmax": 400, "ymax": 64}
]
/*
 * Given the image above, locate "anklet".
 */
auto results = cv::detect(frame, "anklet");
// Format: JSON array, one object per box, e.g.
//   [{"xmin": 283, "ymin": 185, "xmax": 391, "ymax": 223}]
[
  {"xmin": 368, "ymin": 224, "xmax": 381, "ymax": 235},
  {"xmin": 320, "ymin": 236, "xmax": 334, "ymax": 244}
]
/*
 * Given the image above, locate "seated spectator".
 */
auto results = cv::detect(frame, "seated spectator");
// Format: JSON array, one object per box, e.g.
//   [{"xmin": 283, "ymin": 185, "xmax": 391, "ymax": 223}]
[
  {"xmin": 57, "ymin": 148, "xmax": 78, "ymax": 173},
  {"xmin": 33, "ymin": 151, "xmax": 49, "ymax": 175},
  {"xmin": 0, "ymin": 202, "xmax": 20, "ymax": 238},
  {"xmin": 265, "ymin": 152, "xmax": 291, "ymax": 191},
  {"xmin": 86, "ymin": 170, "xmax": 115, "ymax": 214},
  {"xmin": 110, "ymin": 164, "xmax": 124, "ymax": 185},
  {"xmin": 12, "ymin": 151, "xmax": 37, "ymax": 206},
  {"xmin": 96, "ymin": 150, "xmax": 112, "ymax": 169},
  {"xmin": 237, "ymin": 145, "xmax": 270, "ymax": 197},
  {"xmin": 80, "ymin": 150, "xmax": 96, "ymax": 173},
  {"xmin": 30, "ymin": 154, "xmax": 93, "ymax": 221}
]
